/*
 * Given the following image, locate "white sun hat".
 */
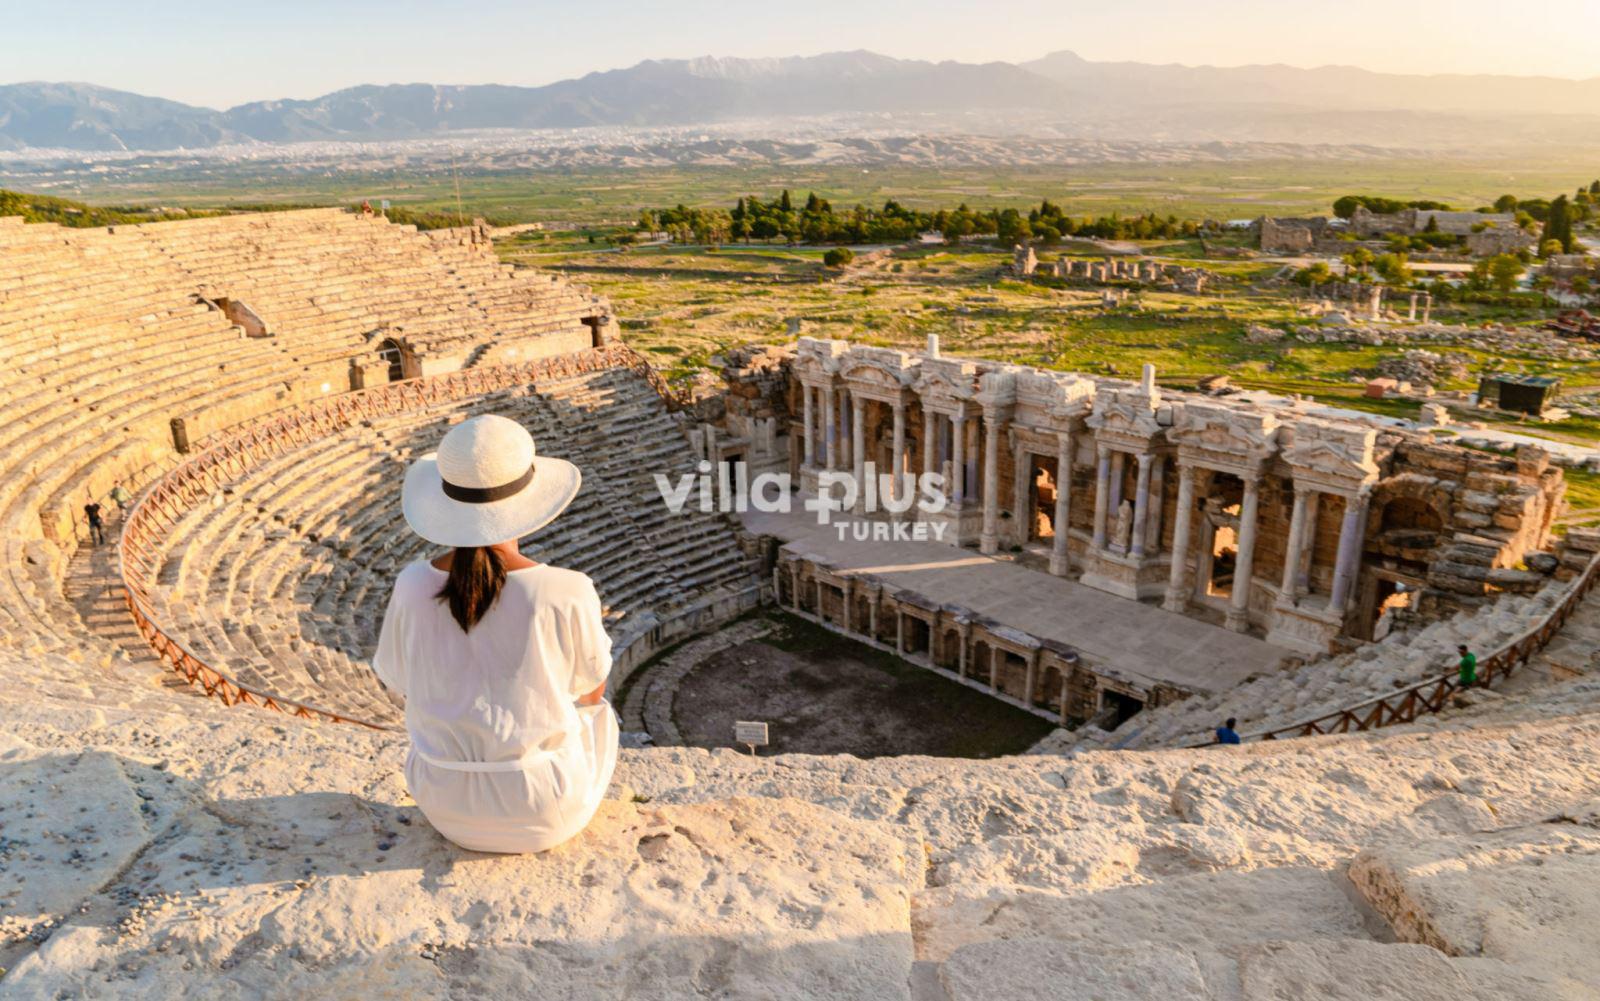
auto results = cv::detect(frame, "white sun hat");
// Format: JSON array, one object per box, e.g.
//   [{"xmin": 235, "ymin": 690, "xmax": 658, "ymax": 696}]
[{"xmin": 401, "ymin": 414, "xmax": 580, "ymax": 548}]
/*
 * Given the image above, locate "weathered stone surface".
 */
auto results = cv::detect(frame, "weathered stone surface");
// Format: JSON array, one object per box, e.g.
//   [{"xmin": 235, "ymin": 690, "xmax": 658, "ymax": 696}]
[
  {"xmin": 1349, "ymin": 824, "xmax": 1600, "ymax": 985},
  {"xmin": 3, "ymin": 643, "xmax": 1600, "ymax": 997},
  {"xmin": 1237, "ymin": 939, "xmax": 1590, "ymax": 1000}
]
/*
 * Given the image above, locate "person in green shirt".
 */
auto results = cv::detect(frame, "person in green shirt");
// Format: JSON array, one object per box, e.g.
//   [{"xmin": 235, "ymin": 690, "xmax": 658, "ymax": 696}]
[{"xmin": 1457, "ymin": 644, "xmax": 1478, "ymax": 687}]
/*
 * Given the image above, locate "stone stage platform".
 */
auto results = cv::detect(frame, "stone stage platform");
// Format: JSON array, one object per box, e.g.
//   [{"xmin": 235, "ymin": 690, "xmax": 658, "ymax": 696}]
[{"xmin": 743, "ymin": 508, "xmax": 1289, "ymax": 695}]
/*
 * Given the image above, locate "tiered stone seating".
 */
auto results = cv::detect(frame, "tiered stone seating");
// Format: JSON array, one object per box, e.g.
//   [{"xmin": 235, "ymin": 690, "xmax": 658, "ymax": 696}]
[
  {"xmin": 0, "ymin": 208, "xmax": 604, "ymax": 657},
  {"xmin": 138, "ymin": 368, "xmax": 756, "ymax": 724}
]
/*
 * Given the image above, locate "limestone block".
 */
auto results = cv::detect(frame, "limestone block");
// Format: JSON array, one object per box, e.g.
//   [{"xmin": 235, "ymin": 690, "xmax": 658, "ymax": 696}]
[
  {"xmin": 1457, "ymin": 490, "xmax": 1498, "ymax": 514},
  {"xmin": 1349, "ymin": 824, "xmax": 1600, "ymax": 986}
]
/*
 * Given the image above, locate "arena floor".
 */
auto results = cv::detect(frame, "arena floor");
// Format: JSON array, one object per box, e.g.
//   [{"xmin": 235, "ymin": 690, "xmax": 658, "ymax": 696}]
[{"xmin": 744, "ymin": 507, "xmax": 1288, "ymax": 694}]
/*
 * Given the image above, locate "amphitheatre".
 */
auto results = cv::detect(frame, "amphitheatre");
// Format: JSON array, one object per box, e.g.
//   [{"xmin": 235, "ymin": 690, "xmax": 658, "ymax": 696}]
[{"xmin": 2, "ymin": 206, "xmax": 1600, "ymax": 999}]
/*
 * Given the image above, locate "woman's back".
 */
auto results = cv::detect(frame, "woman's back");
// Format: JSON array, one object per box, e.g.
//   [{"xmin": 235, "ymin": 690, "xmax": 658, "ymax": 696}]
[
  {"xmin": 376, "ymin": 560, "xmax": 611, "ymax": 765},
  {"xmin": 374, "ymin": 559, "xmax": 617, "ymax": 853}
]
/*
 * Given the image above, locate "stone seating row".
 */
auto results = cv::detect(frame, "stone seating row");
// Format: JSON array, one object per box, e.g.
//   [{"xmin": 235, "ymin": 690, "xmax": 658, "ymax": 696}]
[
  {"xmin": 135, "ymin": 367, "xmax": 756, "ymax": 721},
  {"xmin": 0, "ymin": 209, "xmax": 604, "ymax": 662}
]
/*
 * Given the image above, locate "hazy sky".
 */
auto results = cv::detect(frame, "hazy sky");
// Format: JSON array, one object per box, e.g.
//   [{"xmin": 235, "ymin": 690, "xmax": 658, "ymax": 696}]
[{"xmin": 7, "ymin": 0, "xmax": 1598, "ymax": 107}]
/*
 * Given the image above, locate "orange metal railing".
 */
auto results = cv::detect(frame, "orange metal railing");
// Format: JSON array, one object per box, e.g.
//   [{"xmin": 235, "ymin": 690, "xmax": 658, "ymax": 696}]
[{"xmin": 1187, "ymin": 553, "xmax": 1600, "ymax": 746}]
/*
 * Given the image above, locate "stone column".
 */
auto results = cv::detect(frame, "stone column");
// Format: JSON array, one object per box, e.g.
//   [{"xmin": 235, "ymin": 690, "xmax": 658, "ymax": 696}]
[
  {"xmin": 896, "ymin": 610, "xmax": 905, "ymax": 655},
  {"xmin": 867, "ymin": 591, "xmax": 879, "ymax": 638},
  {"xmin": 816, "ymin": 579, "xmax": 826, "ymax": 622},
  {"xmin": 891, "ymin": 400, "xmax": 907, "ymax": 514},
  {"xmin": 989, "ymin": 645, "xmax": 1000, "ymax": 694},
  {"xmin": 957, "ymin": 624, "xmax": 969, "ymax": 678},
  {"xmin": 1092, "ymin": 444, "xmax": 1112, "ymax": 550},
  {"xmin": 1226, "ymin": 475, "xmax": 1262, "ymax": 633},
  {"xmin": 842, "ymin": 579, "xmax": 854, "ymax": 632},
  {"xmin": 1108, "ymin": 450, "xmax": 1126, "ymax": 514},
  {"xmin": 951, "ymin": 414, "xmax": 966, "ymax": 507},
  {"xmin": 1049, "ymin": 430, "xmax": 1073, "ymax": 576},
  {"xmin": 851, "ymin": 395, "xmax": 866, "ymax": 503},
  {"xmin": 1278, "ymin": 487, "xmax": 1311, "ymax": 604},
  {"xmin": 1145, "ymin": 456, "xmax": 1166, "ymax": 554},
  {"xmin": 922, "ymin": 408, "xmax": 936, "ymax": 482},
  {"xmin": 1129, "ymin": 453, "xmax": 1154, "ymax": 557},
  {"xmin": 1329, "ymin": 491, "xmax": 1369, "ymax": 613},
  {"xmin": 1023, "ymin": 651, "xmax": 1038, "ymax": 707},
  {"xmin": 1297, "ymin": 492, "xmax": 1321, "ymax": 594},
  {"xmin": 980, "ymin": 414, "xmax": 1002, "ymax": 554},
  {"xmin": 790, "ymin": 563, "xmax": 802, "ymax": 611},
  {"xmin": 801, "ymin": 385, "xmax": 815, "ymax": 468},
  {"xmin": 1164, "ymin": 463, "xmax": 1197, "ymax": 612},
  {"xmin": 965, "ymin": 419, "xmax": 979, "ymax": 507},
  {"xmin": 838, "ymin": 390, "xmax": 851, "ymax": 466},
  {"xmin": 1012, "ymin": 436, "xmax": 1031, "ymax": 547},
  {"xmin": 821, "ymin": 385, "xmax": 836, "ymax": 470}
]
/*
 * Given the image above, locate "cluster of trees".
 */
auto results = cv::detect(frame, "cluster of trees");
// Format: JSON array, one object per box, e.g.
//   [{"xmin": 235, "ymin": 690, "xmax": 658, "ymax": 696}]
[
  {"xmin": 1331, "ymin": 195, "xmax": 1453, "ymax": 219},
  {"xmin": 363, "ymin": 204, "xmax": 515, "ymax": 231},
  {"xmin": 0, "ymin": 188, "xmax": 194, "ymax": 227},
  {"xmin": 638, "ymin": 193, "xmax": 1201, "ymax": 247}
]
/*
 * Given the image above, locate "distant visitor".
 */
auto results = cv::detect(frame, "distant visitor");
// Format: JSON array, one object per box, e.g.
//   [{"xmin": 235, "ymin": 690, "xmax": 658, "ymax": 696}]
[
  {"xmin": 1215, "ymin": 717, "xmax": 1242, "ymax": 745},
  {"xmin": 83, "ymin": 500, "xmax": 105, "ymax": 545},
  {"xmin": 1457, "ymin": 644, "xmax": 1478, "ymax": 688},
  {"xmin": 374, "ymin": 414, "xmax": 617, "ymax": 853}
]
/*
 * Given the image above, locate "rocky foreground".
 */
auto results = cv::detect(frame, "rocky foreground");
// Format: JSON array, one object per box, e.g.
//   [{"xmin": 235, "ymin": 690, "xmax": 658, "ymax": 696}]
[{"xmin": 3, "ymin": 648, "xmax": 1599, "ymax": 999}]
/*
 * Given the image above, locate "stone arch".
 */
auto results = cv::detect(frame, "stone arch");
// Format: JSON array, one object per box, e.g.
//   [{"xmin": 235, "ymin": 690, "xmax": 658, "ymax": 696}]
[
  {"xmin": 376, "ymin": 337, "xmax": 419, "ymax": 382},
  {"xmin": 938, "ymin": 627, "xmax": 962, "ymax": 670}
]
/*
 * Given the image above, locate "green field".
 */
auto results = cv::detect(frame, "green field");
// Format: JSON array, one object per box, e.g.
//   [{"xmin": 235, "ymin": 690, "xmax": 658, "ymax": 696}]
[
  {"xmin": 10, "ymin": 154, "xmax": 1600, "ymax": 456},
  {"xmin": 11, "ymin": 155, "xmax": 1600, "ymax": 226}
]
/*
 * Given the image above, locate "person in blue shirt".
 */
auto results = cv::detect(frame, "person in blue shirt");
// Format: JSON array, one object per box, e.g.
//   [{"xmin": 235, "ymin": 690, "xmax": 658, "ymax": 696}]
[{"xmin": 1215, "ymin": 717, "xmax": 1242, "ymax": 745}]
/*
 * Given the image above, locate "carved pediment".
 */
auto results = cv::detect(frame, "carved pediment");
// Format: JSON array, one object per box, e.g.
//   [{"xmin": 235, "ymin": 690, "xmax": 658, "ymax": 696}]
[
  {"xmin": 1087, "ymin": 387, "xmax": 1162, "ymax": 439},
  {"xmin": 1282, "ymin": 419, "xmax": 1380, "ymax": 483},
  {"xmin": 840, "ymin": 363, "xmax": 905, "ymax": 388},
  {"xmin": 914, "ymin": 358, "xmax": 979, "ymax": 400},
  {"xmin": 1172, "ymin": 402, "xmax": 1279, "ymax": 458}
]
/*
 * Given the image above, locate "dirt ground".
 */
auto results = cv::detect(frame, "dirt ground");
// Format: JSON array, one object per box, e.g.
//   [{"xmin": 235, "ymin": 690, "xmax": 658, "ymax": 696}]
[{"xmin": 671, "ymin": 613, "xmax": 1055, "ymax": 758}]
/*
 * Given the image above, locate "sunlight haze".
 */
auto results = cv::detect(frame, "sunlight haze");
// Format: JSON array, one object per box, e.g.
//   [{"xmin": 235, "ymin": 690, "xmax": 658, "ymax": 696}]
[{"xmin": 5, "ymin": 0, "xmax": 1598, "ymax": 107}]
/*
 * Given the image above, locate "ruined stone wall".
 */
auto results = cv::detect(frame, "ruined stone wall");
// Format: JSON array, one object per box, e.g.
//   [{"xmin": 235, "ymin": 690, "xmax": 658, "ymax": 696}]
[{"xmin": 1259, "ymin": 216, "xmax": 1325, "ymax": 253}]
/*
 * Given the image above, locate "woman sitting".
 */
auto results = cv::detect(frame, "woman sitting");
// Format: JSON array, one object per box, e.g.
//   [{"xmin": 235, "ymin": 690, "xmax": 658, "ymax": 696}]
[{"xmin": 374, "ymin": 414, "xmax": 617, "ymax": 853}]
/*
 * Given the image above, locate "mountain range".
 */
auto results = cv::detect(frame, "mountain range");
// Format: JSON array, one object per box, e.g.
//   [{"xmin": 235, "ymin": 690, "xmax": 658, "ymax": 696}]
[{"xmin": 3, "ymin": 50, "xmax": 1597, "ymax": 152}]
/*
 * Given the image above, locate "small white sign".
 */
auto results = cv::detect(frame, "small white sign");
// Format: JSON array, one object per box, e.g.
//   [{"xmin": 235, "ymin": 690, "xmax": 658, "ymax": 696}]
[
  {"xmin": 734, "ymin": 721, "xmax": 769, "ymax": 754},
  {"xmin": 381, "ymin": 199, "xmax": 391, "ymax": 211}
]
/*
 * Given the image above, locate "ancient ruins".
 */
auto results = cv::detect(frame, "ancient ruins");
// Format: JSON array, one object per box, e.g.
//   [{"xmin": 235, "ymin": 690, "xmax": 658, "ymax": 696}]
[
  {"xmin": 3, "ymin": 208, "xmax": 1599, "ymax": 998},
  {"xmin": 673, "ymin": 335, "xmax": 1569, "ymax": 729}
]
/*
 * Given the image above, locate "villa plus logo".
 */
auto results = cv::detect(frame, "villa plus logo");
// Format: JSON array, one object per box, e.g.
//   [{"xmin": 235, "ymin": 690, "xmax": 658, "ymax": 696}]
[{"xmin": 654, "ymin": 462, "xmax": 953, "ymax": 541}]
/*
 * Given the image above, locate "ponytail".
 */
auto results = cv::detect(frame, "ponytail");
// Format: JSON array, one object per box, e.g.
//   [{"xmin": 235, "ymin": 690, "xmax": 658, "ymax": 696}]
[{"xmin": 435, "ymin": 546, "xmax": 506, "ymax": 632}]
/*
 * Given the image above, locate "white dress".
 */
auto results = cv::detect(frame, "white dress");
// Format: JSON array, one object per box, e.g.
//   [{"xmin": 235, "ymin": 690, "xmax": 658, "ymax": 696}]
[{"xmin": 373, "ymin": 561, "xmax": 619, "ymax": 853}]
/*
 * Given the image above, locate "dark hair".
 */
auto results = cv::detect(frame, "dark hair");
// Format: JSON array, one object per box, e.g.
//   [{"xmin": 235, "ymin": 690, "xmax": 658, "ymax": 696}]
[
  {"xmin": 435, "ymin": 546, "xmax": 506, "ymax": 632},
  {"xmin": 1225, "ymin": 718, "xmax": 1237, "ymax": 729}
]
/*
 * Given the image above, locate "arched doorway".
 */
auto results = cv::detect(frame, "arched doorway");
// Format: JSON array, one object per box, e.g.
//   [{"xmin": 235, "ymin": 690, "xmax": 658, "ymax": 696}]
[{"xmin": 377, "ymin": 338, "xmax": 418, "ymax": 382}]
